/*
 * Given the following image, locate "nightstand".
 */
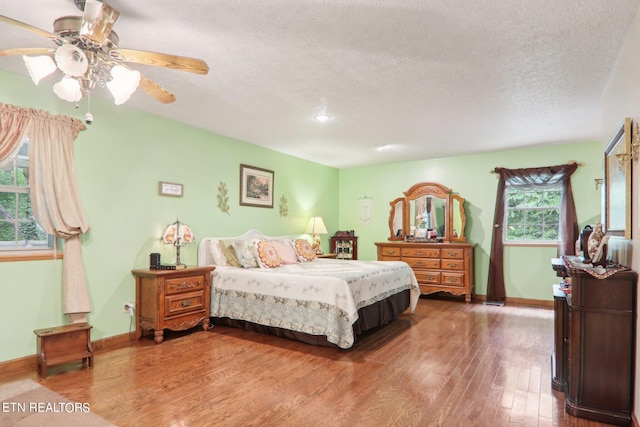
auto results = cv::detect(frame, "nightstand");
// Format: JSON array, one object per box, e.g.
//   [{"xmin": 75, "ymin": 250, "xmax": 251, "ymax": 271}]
[{"xmin": 131, "ymin": 266, "xmax": 214, "ymax": 343}]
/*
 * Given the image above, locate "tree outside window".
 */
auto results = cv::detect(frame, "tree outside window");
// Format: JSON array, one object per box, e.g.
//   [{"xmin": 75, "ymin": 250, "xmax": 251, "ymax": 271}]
[
  {"xmin": 504, "ymin": 185, "xmax": 561, "ymax": 242},
  {"xmin": 0, "ymin": 139, "xmax": 49, "ymax": 250}
]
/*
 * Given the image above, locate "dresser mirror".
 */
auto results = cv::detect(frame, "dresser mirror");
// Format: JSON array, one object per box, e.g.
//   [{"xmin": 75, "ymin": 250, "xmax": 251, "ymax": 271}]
[
  {"xmin": 387, "ymin": 182, "xmax": 467, "ymax": 242},
  {"xmin": 388, "ymin": 197, "xmax": 406, "ymax": 241}
]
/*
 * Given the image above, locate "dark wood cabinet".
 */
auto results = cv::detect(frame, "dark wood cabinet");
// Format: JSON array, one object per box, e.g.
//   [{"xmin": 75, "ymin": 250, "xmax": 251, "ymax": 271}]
[
  {"xmin": 551, "ymin": 259, "xmax": 636, "ymax": 426},
  {"xmin": 330, "ymin": 235, "xmax": 357, "ymax": 260}
]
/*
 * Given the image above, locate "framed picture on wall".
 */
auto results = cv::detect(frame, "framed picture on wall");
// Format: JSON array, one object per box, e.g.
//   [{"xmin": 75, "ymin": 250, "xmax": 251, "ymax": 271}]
[
  {"xmin": 239, "ymin": 164, "xmax": 274, "ymax": 208},
  {"xmin": 603, "ymin": 117, "xmax": 632, "ymax": 239}
]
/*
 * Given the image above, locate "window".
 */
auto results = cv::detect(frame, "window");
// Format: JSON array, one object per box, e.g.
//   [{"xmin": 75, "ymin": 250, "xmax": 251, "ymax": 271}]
[
  {"xmin": 504, "ymin": 185, "xmax": 561, "ymax": 242},
  {"xmin": 0, "ymin": 137, "xmax": 52, "ymax": 253}
]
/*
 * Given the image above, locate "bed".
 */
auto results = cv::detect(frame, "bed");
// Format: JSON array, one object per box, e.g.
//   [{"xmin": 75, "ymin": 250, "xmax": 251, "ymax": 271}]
[{"xmin": 197, "ymin": 230, "xmax": 420, "ymax": 349}]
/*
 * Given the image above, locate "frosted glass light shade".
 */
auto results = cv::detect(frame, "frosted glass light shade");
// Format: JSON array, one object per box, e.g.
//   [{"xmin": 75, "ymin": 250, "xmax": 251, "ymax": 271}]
[
  {"xmin": 54, "ymin": 45, "xmax": 89, "ymax": 77},
  {"xmin": 23, "ymin": 55, "xmax": 57, "ymax": 85},
  {"xmin": 106, "ymin": 65, "xmax": 140, "ymax": 105},
  {"xmin": 53, "ymin": 77, "xmax": 83, "ymax": 102}
]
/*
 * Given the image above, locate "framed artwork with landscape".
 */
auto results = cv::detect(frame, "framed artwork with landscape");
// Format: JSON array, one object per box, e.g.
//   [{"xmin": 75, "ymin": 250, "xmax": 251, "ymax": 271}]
[
  {"xmin": 240, "ymin": 164, "xmax": 274, "ymax": 208},
  {"xmin": 604, "ymin": 117, "xmax": 632, "ymax": 239}
]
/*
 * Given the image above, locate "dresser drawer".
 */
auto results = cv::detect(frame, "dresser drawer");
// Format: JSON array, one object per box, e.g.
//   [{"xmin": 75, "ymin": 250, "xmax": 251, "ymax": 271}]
[
  {"xmin": 402, "ymin": 247, "xmax": 440, "ymax": 258},
  {"xmin": 414, "ymin": 271, "xmax": 440, "ymax": 284},
  {"xmin": 442, "ymin": 272, "xmax": 464, "ymax": 286},
  {"xmin": 379, "ymin": 246, "xmax": 401, "ymax": 257},
  {"xmin": 165, "ymin": 275, "xmax": 205, "ymax": 295},
  {"xmin": 165, "ymin": 291, "xmax": 205, "ymax": 316},
  {"xmin": 405, "ymin": 257, "xmax": 440, "ymax": 269},
  {"xmin": 441, "ymin": 259, "xmax": 464, "ymax": 270},
  {"xmin": 380, "ymin": 256, "xmax": 400, "ymax": 261},
  {"xmin": 442, "ymin": 248, "xmax": 464, "ymax": 259}
]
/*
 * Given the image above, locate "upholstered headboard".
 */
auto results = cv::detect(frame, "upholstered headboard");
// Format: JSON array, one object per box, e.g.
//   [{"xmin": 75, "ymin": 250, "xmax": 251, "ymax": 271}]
[{"xmin": 197, "ymin": 229, "xmax": 308, "ymax": 267}]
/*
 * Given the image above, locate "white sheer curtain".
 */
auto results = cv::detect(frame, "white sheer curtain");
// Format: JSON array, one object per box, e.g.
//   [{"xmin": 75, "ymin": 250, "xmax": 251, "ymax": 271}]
[{"xmin": 0, "ymin": 103, "xmax": 90, "ymax": 323}]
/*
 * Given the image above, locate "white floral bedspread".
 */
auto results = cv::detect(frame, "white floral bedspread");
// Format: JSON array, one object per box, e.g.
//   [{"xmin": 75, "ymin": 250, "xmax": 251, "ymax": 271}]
[{"xmin": 210, "ymin": 259, "xmax": 419, "ymax": 349}]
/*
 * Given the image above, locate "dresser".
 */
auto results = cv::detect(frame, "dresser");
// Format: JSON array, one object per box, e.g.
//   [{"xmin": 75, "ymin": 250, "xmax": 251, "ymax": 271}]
[
  {"xmin": 551, "ymin": 259, "xmax": 636, "ymax": 426},
  {"xmin": 132, "ymin": 266, "xmax": 214, "ymax": 343},
  {"xmin": 376, "ymin": 242, "xmax": 474, "ymax": 302}
]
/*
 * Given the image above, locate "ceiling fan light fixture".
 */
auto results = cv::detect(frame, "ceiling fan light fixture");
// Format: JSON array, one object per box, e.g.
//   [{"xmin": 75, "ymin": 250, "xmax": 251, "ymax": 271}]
[
  {"xmin": 55, "ymin": 44, "xmax": 89, "ymax": 77},
  {"xmin": 23, "ymin": 55, "xmax": 57, "ymax": 85},
  {"xmin": 106, "ymin": 65, "xmax": 141, "ymax": 105},
  {"xmin": 54, "ymin": 76, "xmax": 83, "ymax": 102}
]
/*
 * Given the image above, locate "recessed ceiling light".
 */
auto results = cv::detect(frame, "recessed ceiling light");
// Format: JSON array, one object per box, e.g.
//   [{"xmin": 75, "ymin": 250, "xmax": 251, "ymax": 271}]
[{"xmin": 314, "ymin": 113, "xmax": 332, "ymax": 122}]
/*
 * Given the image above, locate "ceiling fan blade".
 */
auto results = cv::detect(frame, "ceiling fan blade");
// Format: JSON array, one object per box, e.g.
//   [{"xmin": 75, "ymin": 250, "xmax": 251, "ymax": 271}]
[
  {"xmin": 0, "ymin": 47, "xmax": 53, "ymax": 57},
  {"xmin": 119, "ymin": 48, "xmax": 209, "ymax": 75},
  {"xmin": 80, "ymin": 0, "xmax": 120, "ymax": 45},
  {"xmin": 138, "ymin": 74, "xmax": 176, "ymax": 104},
  {"xmin": 0, "ymin": 15, "xmax": 56, "ymax": 39}
]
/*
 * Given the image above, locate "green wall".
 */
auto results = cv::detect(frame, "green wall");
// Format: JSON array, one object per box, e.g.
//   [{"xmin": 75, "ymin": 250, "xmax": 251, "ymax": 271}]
[
  {"xmin": 0, "ymin": 68, "xmax": 602, "ymax": 363},
  {"xmin": 0, "ymin": 70, "xmax": 338, "ymax": 362},
  {"xmin": 337, "ymin": 142, "xmax": 602, "ymax": 300}
]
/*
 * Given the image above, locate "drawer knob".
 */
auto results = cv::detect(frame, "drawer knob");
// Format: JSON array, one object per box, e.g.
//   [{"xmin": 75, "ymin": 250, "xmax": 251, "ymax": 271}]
[
  {"xmin": 180, "ymin": 300, "xmax": 193, "ymax": 307},
  {"xmin": 386, "ymin": 249, "xmax": 395, "ymax": 254}
]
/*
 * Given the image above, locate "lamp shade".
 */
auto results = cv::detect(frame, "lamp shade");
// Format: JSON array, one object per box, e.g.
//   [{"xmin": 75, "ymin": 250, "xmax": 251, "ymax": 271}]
[
  {"xmin": 161, "ymin": 218, "xmax": 194, "ymax": 268},
  {"xmin": 161, "ymin": 218, "xmax": 194, "ymax": 246},
  {"xmin": 23, "ymin": 55, "xmax": 57, "ymax": 85},
  {"xmin": 106, "ymin": 65, "xmax": 141, "ymax": 105},
  {"xmin": 53, "ymin": 76, "xmax": 83, "ymax": 102},
  {"xmin": 54, "ymin": 44, "xmax": 89, "ymax": 77},
  {"xmin": 305, "ymin": 217, "xmax": 328, "ymax": 234}
]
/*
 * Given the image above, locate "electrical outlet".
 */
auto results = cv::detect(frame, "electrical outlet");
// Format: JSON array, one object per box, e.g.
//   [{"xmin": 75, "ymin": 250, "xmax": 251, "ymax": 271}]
[{"xmin": 123, "ymin": 301, "xmax": 135, "ymax": 316}]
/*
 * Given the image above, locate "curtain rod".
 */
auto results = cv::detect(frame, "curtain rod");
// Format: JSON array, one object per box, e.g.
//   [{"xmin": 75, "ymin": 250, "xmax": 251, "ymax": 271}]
[{"xmin": 489, "ymin": 160, "xmax": 585, "ymax": 174}]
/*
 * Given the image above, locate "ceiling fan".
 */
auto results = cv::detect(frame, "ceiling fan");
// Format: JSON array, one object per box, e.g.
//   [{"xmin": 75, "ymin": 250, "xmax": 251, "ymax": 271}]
[{"xmin": 0, "ymin": 0, "xmax": 209, "ymax": 121}]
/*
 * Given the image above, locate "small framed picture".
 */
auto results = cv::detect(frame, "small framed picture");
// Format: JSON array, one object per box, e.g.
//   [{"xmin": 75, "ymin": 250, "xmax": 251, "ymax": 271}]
[
  {"xmin": 240, "ymin": 164, "xmax": 274, "ymax": 208},
  {"xmin": 159, "ymin": 181, "xmax": 183, "ymax": 197}
]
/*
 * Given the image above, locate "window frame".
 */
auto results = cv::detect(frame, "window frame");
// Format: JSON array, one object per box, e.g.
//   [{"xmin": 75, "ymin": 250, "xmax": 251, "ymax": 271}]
[
  {"xmin": 0, "ymin": 137, "xmax": 60, "ymax": 261},
  {"xmin": 502, "ymin": 184, "xmax": 562, "ymax": 246}
]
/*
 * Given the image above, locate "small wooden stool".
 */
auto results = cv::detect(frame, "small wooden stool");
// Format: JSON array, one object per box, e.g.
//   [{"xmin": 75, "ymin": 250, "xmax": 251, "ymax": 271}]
[{"xmin": 34, "ymin": 323, "xmax": 93, "ymax": 379}]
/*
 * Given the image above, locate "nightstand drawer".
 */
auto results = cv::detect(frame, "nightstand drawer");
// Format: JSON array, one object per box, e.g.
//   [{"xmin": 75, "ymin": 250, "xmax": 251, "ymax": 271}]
[
  {"xmin": 165, "ymin": 291, "xmax": 205, "ymax": 316},
  {"xmin": 165, "ymin": 275, "xmax": 205, "ymax": 295},
  {"xmin": 164, "ymin": 312, "xmax": 208, "ymax": 331}
]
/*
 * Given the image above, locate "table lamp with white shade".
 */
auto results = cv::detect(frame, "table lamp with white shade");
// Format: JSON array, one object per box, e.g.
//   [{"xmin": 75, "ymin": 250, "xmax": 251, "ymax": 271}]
[{"xmin": 305, "ymin": 216, "xmax": 328, "ymax": 254}]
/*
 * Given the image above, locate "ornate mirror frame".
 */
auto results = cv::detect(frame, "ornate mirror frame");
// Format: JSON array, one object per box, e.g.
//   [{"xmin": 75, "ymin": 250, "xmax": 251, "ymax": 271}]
[
  {"xmin": 604, "ymin": 117, "xmax": 632, "ymax": 238},
  {"xmin": 386, "ymin": 182, "xmax": 467, "ymax": 242}
]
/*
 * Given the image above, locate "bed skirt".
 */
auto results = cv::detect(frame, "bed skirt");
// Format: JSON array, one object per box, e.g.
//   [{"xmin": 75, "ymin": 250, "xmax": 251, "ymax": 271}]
[{"xmin": 211, "ymin": 289, "xmax": 411, "ymax": 349}]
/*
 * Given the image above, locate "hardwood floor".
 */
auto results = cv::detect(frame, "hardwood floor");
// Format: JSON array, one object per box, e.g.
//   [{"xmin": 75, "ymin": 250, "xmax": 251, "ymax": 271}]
[{"xmin": 1, "ymin": 297, "xmax": 619, "ymax": 426}]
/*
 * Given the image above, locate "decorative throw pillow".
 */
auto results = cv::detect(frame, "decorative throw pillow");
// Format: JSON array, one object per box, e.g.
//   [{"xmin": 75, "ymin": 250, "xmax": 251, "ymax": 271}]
[
  {"xmin": 254, "ymin": 240, "xmax": 283, "ymax": 269},
  {"xmin": 292, "ymin": 239, "xmax": 316, "ymax": 262},
  {"xmin": 272, "ymin": 240, "xmax": 298, "ymax": 264},
  {"xmin": 220, "ymin": 240, "xmax": 242, "ymax": 268},
  {"xmin": 208, "ymin": 239, "xmax": 228, "ymax": 266},
  {"xmin": 231, "ymin": 239, "xmax": 258, "ymax": 268}
]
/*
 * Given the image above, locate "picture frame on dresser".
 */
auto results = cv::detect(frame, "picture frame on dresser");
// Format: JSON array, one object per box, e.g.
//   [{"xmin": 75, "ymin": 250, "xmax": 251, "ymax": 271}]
[{"xmin": 603, "ymin": 117, "xmax": 632, "ymax": 239}]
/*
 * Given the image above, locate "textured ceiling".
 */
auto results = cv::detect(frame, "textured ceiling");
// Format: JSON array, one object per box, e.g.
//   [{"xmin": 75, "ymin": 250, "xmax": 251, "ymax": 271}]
[{"xmin": 0, "ymin": 0, "xmax": 638, "ymax": 168}]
